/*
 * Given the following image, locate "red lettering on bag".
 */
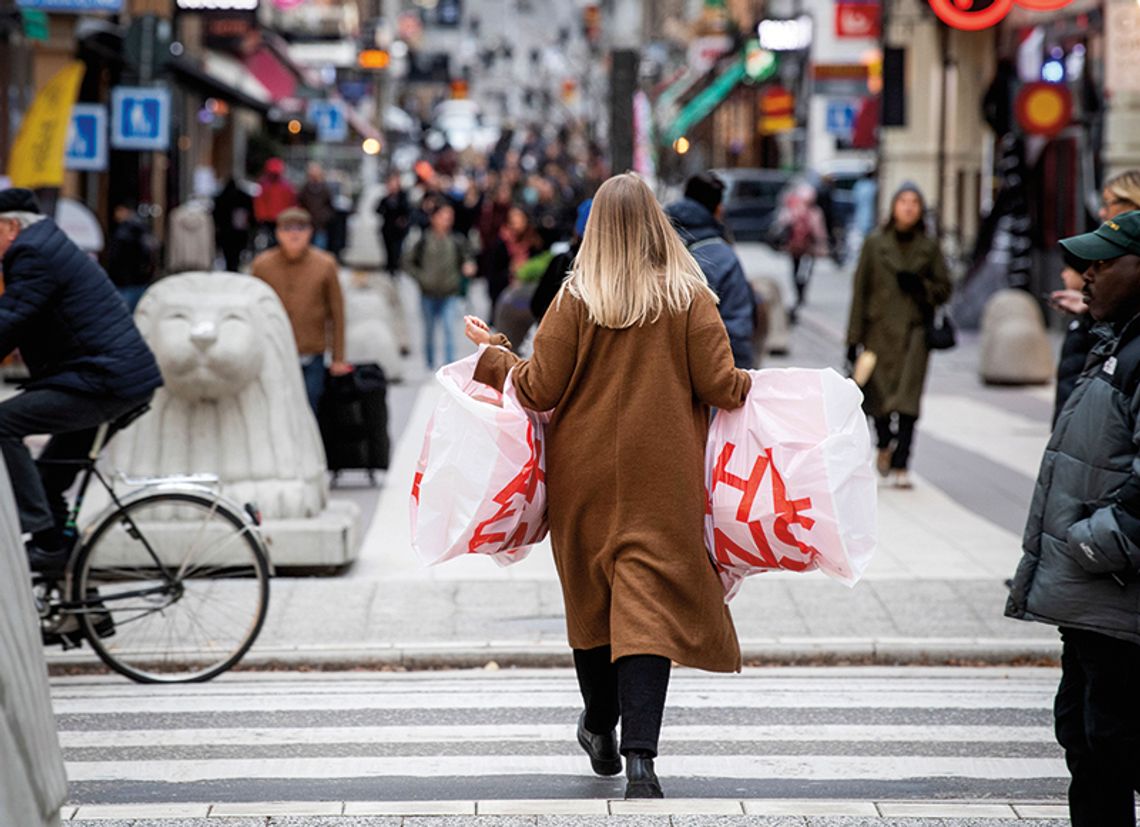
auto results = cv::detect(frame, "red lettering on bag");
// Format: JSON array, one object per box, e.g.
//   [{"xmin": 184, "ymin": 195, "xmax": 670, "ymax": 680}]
[
  {"xmin": 412, "ymin": 471, "xmax": 423, "ymax": 504},
  {"xmin": 469, "ymin": 424, "xmax": 546, "ymax": 553},
  {"xmin": 708, "ymin": 442, "xmax": 818, "ymax": 571}
]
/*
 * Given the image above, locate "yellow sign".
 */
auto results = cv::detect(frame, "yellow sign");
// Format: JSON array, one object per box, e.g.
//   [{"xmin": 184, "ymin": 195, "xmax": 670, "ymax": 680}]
[{"xmin": 8, "ymin": 61, "xmax": 86, "ymax": 189}]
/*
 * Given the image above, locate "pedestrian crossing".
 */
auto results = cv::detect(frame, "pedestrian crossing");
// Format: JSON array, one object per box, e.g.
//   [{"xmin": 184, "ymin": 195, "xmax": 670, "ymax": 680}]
[{"xmin": 52, "ymin": 666, "xmax": 1068, "ymax": 805}]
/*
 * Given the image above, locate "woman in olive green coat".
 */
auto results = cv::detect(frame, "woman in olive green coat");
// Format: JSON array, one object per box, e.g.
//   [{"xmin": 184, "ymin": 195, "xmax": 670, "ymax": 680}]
[{"xmin": 846, "ymin": 182, "xmax": 952, "ymax": 488}]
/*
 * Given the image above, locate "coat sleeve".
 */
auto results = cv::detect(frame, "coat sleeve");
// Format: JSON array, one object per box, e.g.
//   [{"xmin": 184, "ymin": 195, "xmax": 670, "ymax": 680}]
[
  {"xmin": 1064, "ymin": 387, "xmax": 1140, "ymax": 576},
  {"xmin": 473, "ymin": 291, "xmax": 578, "ymax": 411},
  {"xmin": 0, "ymin": 249, "xmax": 56, "ymax": 358},
  {"xmin": 924, "ymin": 242, "xmax": 953, "ymax": 307},
  {"xmin": 687, "ymin": 292, "xmax": 752, "ymax": 410},
  {"xmin": 325, "ymin": 262, "xmax": 346, "ymax": 363},
  {"xmin": 713, "ymin": 254, "xmax": 756, "ymax": 369},
  {"xmin": 846, "ymin": 238, "xmax": 873, "ymax": 347}
]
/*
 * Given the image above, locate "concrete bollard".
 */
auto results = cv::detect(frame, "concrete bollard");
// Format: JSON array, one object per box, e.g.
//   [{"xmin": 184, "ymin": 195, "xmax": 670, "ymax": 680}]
[
  {"xmin": 751, "ymin": 276, "xmax": 790, "ymax": 356},
  {"xmin": 0, "ymin": 467, "xmax": 67, "ymax": 827},
  {"xmin": 979, "ymin": 288, "xmax": 1055, "ymax": 385}
]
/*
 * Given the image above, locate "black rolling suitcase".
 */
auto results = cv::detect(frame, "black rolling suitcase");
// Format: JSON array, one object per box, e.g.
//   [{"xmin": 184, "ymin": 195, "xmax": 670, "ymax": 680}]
[{"xmin": 318, "ymin": 362, "xmax": 391, "ymax": 485}]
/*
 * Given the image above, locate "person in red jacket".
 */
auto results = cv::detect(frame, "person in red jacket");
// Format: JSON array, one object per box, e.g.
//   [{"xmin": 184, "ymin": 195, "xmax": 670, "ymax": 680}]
[{"xmin": 253, "ymin": 158, "xmax": 297, "ymax": 247}]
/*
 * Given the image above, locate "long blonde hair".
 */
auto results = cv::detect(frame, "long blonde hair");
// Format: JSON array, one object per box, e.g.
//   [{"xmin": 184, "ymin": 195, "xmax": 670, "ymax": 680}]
[{"xmin": 564, "ymin": 172, "xmax": 717, "ymax": 329}]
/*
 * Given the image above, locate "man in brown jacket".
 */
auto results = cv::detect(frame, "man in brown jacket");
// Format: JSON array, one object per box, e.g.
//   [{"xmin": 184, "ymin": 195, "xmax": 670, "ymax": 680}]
[{"xmin": 251, "ymin": 206, "xmax": 350, "ymax": 412}]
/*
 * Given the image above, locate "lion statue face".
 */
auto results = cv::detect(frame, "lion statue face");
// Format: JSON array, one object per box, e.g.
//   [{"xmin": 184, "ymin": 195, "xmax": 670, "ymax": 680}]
[
  {"xmin": 119, "ymin": 272, "xmax": 328, "ymax": 520},
  {"xmin": 146, "ymin": 293, "xmax": 266, "ymax": 400}
]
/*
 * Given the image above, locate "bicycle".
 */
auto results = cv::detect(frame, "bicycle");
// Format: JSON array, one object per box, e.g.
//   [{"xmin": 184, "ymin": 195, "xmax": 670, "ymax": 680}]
[{"xmin": 33, "ymin": 403, "xmax": 272, "ymax": 684}]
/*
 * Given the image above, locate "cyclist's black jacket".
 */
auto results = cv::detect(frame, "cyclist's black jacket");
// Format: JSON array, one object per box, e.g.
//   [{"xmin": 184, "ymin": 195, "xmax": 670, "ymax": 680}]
[{"xmin": 0, "ymin": 217, "xmax": 163, "ymax": 399}]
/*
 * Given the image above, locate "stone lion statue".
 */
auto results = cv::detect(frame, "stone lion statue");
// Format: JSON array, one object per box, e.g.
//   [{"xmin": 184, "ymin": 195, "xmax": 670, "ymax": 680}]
[{"xmin": 113, "ymin": 273, "xmax": 327, "ymax": 520}]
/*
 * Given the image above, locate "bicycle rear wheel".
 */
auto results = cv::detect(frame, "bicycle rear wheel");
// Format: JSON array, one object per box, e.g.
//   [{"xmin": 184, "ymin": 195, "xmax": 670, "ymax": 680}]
[{"xmin": 72, "ymin": 491, "xmax": 270, "ymax": 683}]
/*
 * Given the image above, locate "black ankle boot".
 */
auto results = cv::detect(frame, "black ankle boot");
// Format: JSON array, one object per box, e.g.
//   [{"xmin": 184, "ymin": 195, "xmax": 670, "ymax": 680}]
[
  {"xmin": 576, "ymin": 712, "xmax": 621, "ymax": 776},
  {"xmin": 624, "ymin": 752, "xmax": 663, "ymax": 798}
]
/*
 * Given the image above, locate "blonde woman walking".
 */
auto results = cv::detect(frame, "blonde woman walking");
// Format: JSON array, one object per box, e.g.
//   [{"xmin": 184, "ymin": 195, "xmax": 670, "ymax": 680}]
[{"xmin": 464, "ymin": 173, "xmax": 751, "ymax": 799}]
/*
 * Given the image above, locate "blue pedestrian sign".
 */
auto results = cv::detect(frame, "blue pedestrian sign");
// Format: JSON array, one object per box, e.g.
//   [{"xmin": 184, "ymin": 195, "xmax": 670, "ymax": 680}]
[
  {"xmin": 111, "ymin": 87, "xmax": 171, "ymax": 151},
  {"xmin": 825, "ymin": 100, "xmax": 857, "ymax": 139},
  {"xmin": 17, "ymin": 0, "xmax": 122, "ymax": 12},
  {"xmin": 309, "ymin": 100, "xmax": 349, "ymax": 143},
  {"xmin": 66, "ymin": 104, "xmax": 108, "ymax": 172}
]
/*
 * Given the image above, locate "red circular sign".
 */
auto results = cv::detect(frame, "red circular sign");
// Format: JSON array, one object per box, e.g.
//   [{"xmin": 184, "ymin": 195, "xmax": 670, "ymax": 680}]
[
  {"xmin": 927, "ymin": 0, "xmax": 1014, "ymax": 30},
  {"xmin": 1014, "ymin": 0, "xmax": 1075, "ymax": 10},
  {"xmin": 1015, "ymin": 82, "xmax": 1073, "ymax": 137}
]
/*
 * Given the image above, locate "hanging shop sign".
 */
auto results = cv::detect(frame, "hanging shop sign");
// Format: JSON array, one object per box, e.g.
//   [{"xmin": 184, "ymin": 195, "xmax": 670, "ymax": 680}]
[
  {"xmin": 927, "ymin": 0, "xmax": 1077, "ymax": 31},
  {"xmin": 812, "ymin": 63, "xmax": 870, "ymax": 97},
  {"xmin": 759, "ymin": 86, "xmax": 796, "ymax": 135},
  {"xmin": 757, "ymin": 15, "xmax": 813, "ymax": 51},
  {"xmin": 1106, "ymin": 0, "xmax": 1140, "ymax": 95},
  {"xmin": 177, "ymin": 0, "xmax": 257, "ymax": 9},
  {"xmin": 835, "ymin": 3, "xmax": 881, "ymax": 38},
  {"xmin": 744, "ymin": 40, "xmax": 778, "ymax": 82},
  {"xmin": 16, "ymin": 0, "xmax": 121, "ymax": 12},
  {"xmin": 1015, "ymin": 82, "xmax": 1072, "ymax": 137}
]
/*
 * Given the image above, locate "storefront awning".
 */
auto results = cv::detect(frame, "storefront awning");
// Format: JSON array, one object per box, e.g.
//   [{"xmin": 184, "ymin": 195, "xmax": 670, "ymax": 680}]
[
  {"xmin": 168, "ymin": 53, "xmax": 272, "ymax": 112},
  {"xmin": 663, "ymin": 58, "xmax": 746, "ymax": 143}
]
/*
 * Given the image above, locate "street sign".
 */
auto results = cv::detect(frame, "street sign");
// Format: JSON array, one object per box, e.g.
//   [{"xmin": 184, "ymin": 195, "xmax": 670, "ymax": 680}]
[
  {"xmin": 110, "ymin": 87, "xmax": 171, "ymax": 151},
  {"xmin": 835, "ymin": 3, "xmax": 881, "ymax": 38},
  {"xmin": 825, "ymin": 99, "xmax": 857, "ymax": 138},
  {"xmin": 65, "ymin": 104, "xmax": 108, "ymax": 171},
  {"xmin": 308, "ymin": 100, "xmax": 348, "ymax": 142},
  {"xmin": 16, "ymin": 0, "xmax": 122, "ymax": 12}
]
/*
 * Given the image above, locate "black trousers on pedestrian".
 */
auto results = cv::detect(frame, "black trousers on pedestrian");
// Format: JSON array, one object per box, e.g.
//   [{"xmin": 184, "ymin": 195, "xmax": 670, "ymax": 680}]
[
  {"xmin": 874, "ymin": 413, "xmax": 917, "ymax": 470},
  {"xmin": 382, "ymin": 233, "xmax": 406, "ymax": 276},
  {"xmin": 1054, "ymin": 627, "xmax": 1140, "ymax": 827},
  {"xmin": 573, "ymin": 645, "xmax": 671, "ymax": 757},
  {"xmin": 0, "ymin": 388, "xmax": 149, "ymax": 537}
]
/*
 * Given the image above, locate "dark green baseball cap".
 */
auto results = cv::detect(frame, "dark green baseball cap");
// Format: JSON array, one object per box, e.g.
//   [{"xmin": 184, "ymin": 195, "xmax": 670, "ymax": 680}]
[{"xmin": 1060, "ymin": 209, "xmax": 1140, "ymax": 265}]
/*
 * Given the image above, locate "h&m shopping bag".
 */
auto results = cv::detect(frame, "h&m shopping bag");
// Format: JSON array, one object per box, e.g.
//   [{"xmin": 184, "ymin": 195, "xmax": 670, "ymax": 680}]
[
  {"xmin": 410, "ymin": 346, "xmax": 549, "ymax": 566},
  {"xmin": 705, "ymin": 367, "xmax": 877, "ymax": 600}
]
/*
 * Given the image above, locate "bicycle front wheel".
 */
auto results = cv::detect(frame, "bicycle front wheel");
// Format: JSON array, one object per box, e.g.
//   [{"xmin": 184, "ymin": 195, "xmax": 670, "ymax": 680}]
[{"xmin": 72, "ymin": 491, "xmax": 270, "ymax": 683}]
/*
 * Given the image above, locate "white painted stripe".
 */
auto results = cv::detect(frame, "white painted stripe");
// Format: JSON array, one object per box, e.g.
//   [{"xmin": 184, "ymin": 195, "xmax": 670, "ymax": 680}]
[
  {"xmin": 63, "ymin": 754, "xmax": 1069, "ymax": 783},
  {"xmin": 56, "ymin": 723, "xmax": 1056, "ymax": 749},
  {"xmin": 51, "ymin": 689, "xmax": 1055, "ymax": 714}
]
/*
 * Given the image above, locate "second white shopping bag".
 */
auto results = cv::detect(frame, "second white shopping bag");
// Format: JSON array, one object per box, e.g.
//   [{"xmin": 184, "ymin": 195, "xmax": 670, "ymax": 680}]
[
  {"xmin": 410, "ymin": 346, "xmax": 549, "ymax": 567},
  {"xmin": 705, "ymin": 366, "xmax": 878, "ymax": 599}
]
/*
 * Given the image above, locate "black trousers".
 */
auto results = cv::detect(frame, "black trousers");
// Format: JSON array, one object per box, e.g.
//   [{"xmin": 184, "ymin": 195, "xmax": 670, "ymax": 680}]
[
  {"xmin": 573, "ymin": 645, "xmax": 671, "ymax": 757},
  {"xmin": 0, "ymin": 388, "xmax": 147, "ymax": 535},
  {"xmin": 874, "ymin": 413, "xmax": 917, "ymax": 470},
  {"xmin": 1054, "ymin": 627, "xmax": 1140, "ymax": 827},
  {"xmin": 382, "ymin": 233, "xmax": 406, "ymax": 275}
]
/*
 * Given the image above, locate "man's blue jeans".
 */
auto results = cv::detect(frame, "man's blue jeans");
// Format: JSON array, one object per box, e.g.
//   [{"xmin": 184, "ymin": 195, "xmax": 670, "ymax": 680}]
[
  {"xmin": 421, "ymin": 295, "xmax": 459, "ymax": 369},
  {"xmin": 300, "ymin": 355, "xmax": 325, "ymax": 414}
]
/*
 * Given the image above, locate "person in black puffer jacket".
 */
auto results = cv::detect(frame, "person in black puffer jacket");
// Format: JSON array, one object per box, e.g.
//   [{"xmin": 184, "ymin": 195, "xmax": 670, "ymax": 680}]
[
  {"xmin": 665, "ymin": 174, "xmax": 756, "ymax": 368},
  {"xmin": 0, "ymin": 189, "xmax": 163, "ymax": 576},
  {"xmin": 1006, "ymin": 211, "xmax": 1140, "ymax": 827}
]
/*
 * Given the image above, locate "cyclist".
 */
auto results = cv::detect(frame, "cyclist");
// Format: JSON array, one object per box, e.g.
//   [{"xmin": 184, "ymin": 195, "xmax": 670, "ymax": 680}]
[{"xmin": 0, "ymin": 188, "xmax": 163, "ymax": 577}]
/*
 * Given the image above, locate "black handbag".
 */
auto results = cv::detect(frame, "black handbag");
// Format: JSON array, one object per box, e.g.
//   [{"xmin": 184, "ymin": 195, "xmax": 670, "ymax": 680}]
[{"xmin": 925, "ymin": 306, "xmax": 957, "ymax": 351}]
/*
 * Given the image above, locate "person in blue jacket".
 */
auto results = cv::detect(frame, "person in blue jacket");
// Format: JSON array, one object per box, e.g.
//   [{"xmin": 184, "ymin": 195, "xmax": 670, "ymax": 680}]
[
  {"xmin": 665, "ymin": 173, "xmax": 757, "ymax": 368},
  {"xmin": 0, "ymin": 189, "xmax": 163, "ymax": 576}
]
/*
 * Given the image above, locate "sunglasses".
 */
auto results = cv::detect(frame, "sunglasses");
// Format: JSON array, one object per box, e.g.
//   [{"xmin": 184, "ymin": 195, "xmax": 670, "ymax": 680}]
[{"xmin": 278, "ymin": 223, "xmax": 311, "ymax": 233}]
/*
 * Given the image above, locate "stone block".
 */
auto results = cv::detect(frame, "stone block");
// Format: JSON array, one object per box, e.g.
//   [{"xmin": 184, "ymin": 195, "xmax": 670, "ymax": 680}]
[
  {"xmin": 752, "ymin": 276, "xmax": 790, "ymax": 357},
  {"xmin": 979, "ymin": 289, "xmax": 1054, "ymax": 385},
  {"xmin": 341, "ymin": 271, "xmax": 407, "ymax": 382}
]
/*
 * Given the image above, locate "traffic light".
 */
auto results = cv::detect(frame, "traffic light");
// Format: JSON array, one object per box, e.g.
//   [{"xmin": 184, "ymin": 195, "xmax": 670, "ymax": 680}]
[{"xmin": 358, "ymin": 49, "xmax": 390, "ymax": 70}]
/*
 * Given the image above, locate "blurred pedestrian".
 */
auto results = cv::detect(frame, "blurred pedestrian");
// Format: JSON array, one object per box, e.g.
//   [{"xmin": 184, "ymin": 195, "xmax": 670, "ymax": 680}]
[
  {"xmin": 104, "ymin": 202, "xmax": 155, "ymax": 313},
  {"xmin": 0, "ymin": 189, "xmax": 162, "ymax": 576},
  {"xmin": 486, "ymin": 206, "xmax": 543, "ymax": 311},
  {"xmin": 377, "ymin": 172, "xmax": 411, "ymax": 277},
  {"xmin": 1051, "ymin": 170, "xmax": 1140, "ymax": 423},
  {"xmin": 213, "ymin": 178, "xmax": 254, "ymax": 272},
  {"xmin": 531, "ymin": 198, "xmax": 591, "ymax": 322},
  {"xmin": 772, "ymin": 183, "xmax": 829, "ymax": 323},
  {"xmin": 297, "ymin": 162, "xmax": 335, "ymax": 251},
  {"xmin": 845, "ymin": 182, "xmax": 952, "ymax": 489},
  {"xmin": 666, "ymin": 173, "xmax": 756, "ymax": 368},
  {"xmin": 1006, "ymin": 210, "xmax": 1140, "ymax": 827},
  {"xmin": 402, "ymin": 203, "xmax": 475, "ymax": 368},
  {"xmin": 253, "ymin": 158, "xmax": 297, "ymax": 247},
  {"xmin": 463, "ymin": 173, "xmax": 750, "ymax": 799},
  {"xmin": 250, "ymin": 207, "xmax": 350, "ymax": 413},
  {"xmin": 476, "ymin": 181, "xmax": 513, "ymax": 282}
]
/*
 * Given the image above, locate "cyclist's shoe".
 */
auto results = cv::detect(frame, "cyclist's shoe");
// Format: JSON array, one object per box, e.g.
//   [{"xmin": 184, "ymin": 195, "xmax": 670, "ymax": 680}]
[{"xmin": 26, "ymin": 543, "xmax": 69, "ymax": 579}]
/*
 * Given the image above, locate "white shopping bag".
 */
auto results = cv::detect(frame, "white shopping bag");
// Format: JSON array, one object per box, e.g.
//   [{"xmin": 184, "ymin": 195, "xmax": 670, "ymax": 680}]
[
  {"xmin": 410, "ymin": 346, "xmax": 549, "ymax": 566},
  {"xmin": 704, "ymin": 367, "xmax": 877, "ymax": 600}
]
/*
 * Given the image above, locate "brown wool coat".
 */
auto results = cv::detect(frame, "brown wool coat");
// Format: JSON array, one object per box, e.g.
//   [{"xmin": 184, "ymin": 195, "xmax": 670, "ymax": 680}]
[
  {"xmin": 474, "ymin": 288, "xmax": 752, "ymax": 672},
  {"xmin": 845, "ymin": 227, "xmax": 952, "ymax": 419},
  {"xmin": 251, "ymin": 247, "xmax": 346, "ymax": 362}
]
